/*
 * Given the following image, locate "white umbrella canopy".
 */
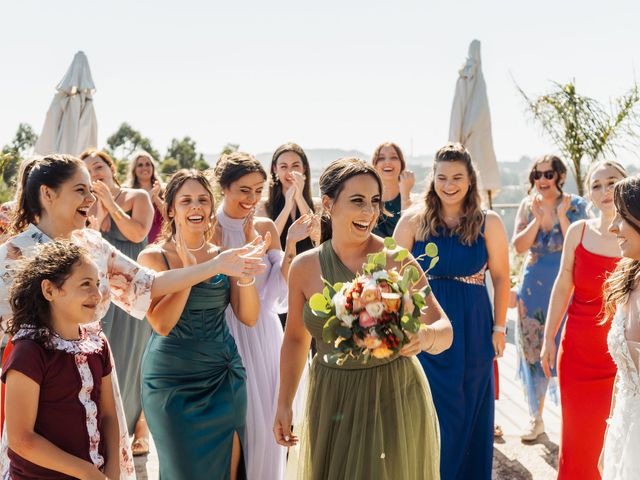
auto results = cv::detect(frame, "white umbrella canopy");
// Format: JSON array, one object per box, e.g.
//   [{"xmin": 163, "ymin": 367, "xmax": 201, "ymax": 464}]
[
  {"xmin": 448, "ymin": 39, "xmax": 501, "ymax": 204},
  {"xmin": 34, "ymin": 51, "xmax": 97, "ymax": 156}
]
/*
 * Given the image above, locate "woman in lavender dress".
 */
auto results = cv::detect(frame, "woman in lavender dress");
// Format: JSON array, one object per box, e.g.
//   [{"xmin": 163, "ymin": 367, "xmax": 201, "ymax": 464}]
[{"xmin": 211, "ymin": 152, "xmax": 313, "ymax": 479}]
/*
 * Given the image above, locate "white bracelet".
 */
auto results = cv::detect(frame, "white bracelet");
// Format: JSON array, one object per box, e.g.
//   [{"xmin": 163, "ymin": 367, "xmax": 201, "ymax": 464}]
[
  {"xmin": 493, "ymin": 324, "xmax": 507, "ymax": 334},
  {"xmin": 236, "ymin": 277, "xmax": 256, "ymax": 287}
]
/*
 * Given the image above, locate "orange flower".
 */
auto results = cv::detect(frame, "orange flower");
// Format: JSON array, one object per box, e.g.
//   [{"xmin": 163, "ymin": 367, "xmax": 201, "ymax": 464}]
[
  {"xmin": 381, "ymin": 292, "xmax": 402, "ymax": 313},
  {"xmin": 372, "ymin": 345, "xmax": 394, "ymax": 359}
]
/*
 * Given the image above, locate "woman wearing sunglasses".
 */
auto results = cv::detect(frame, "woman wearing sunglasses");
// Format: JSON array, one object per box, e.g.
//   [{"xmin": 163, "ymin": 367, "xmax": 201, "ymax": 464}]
[{"xmin": 512, "ymin": 155, "xmax": 588, "ymax": 441}]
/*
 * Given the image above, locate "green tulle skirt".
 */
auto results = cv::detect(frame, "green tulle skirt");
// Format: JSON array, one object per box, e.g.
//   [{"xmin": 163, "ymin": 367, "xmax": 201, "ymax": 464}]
[{"xmin": 296, "ymin": 355, "xmax": 440, "ymax": 480}]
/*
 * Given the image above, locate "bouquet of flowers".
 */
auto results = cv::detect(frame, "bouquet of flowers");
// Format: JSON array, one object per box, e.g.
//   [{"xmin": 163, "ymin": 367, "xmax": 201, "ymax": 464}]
[{"xmin": 309, "ymin": 237, "xmax": 439, "ymax": 365}]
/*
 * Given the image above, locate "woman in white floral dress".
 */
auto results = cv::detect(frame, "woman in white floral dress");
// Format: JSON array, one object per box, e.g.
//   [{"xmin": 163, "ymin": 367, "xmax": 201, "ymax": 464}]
[{"xmin": 0, "ymin": 154, "xmax": 267, "ymax": 478}]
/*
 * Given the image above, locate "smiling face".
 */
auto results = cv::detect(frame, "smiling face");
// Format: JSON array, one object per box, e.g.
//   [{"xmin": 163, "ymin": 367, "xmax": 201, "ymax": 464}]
[
  {"xmin": 274, "ymin": 151, "xmax": 305, "ymax": 191},
  {"xmin": 374, "ymin": 145, "xmax": 403, "ymax": 183},
  {"xmin": 589, "ymin": 165, "xmax": 626, "ymax": 214},
  {"xmin": 46, "ymin": 257, "xmax": 102, "ymax": 325},
  {"xmin": 222, "ymin": 172, "xmax": 266, "ymax": 218},
  {"xmin": 433, "ymin": 160, "xmax": 470, "ymax": 207},
  {"xmin": 324, "ymin": 174, "xmax": 381, "ymax": 240},
  {"xmin": 609, "ymin": 211, "xmax": 640, "ymax": 260},
  {"xmin": 84, "ymin": 156, "xmax": 116, "ymax": 187},
  {"xmin": 169, "ymin": 179, "xmax": 214, "ymax": 235},
  {"xmin": 42, "ymin": 167, "xmax": 96, "ymax": 232},
  {"xmin": 533, "ymin": 160, "xmax": 563, "ymax": 198},
  {"xmin": 133, "ymin": 155, "xmax": 154, "ymax": 184}
]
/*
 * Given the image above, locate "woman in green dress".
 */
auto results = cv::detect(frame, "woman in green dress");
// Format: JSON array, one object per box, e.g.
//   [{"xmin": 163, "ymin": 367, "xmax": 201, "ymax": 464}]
[
  {"xmin": 138, "ymin": 170, "xmax": 268, "ymax": 480},
  {"xmin": 274, "ymin": 158, "xmax": 453, "ymax": 480}
]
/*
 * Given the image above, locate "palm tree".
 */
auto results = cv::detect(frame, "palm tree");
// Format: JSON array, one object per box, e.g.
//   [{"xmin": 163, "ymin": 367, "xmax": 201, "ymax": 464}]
[{"xmin": 517, "ymin": 81, "xmax": 639, "ymax": 195}]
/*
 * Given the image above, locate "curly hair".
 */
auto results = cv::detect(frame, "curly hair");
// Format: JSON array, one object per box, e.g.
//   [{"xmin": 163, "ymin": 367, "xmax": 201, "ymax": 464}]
[
  {"xmin": 602, "ymin": 175, "xmax": 640, "ymax": 323},
  {"xmin": 6, "ymin": 241, "xmax": 91, "ymax": 344},
  {"xmin": 319, "ymin": 158, "xmax": 383, "ymax": 244},
  {"xmin": 416, "ymin": 143, "xmax": 484, "ymax": 246},
  {"xmin": 527, "ymin": 154, "xmax": 567, "ymax": 195}
]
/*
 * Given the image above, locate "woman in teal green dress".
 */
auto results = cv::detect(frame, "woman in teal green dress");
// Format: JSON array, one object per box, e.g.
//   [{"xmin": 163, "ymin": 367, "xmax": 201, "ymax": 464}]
[
  {"xmin": 138, "ymin": 170, "xmax": 268, "ymax": 480},
  {"xmin": 274, "ymin": 158, "xmax": 453, "ymax": 480}
]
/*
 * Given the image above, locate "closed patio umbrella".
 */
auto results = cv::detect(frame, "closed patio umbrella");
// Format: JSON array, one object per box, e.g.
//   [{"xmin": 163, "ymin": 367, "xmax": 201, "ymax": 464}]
[
  {"xmin": 34, "ymin": 51, "xmax": 97, "ymax": 156},
  {"xmin": 449, "ymin": 39, "xmax": 500, "ymax": 207}
]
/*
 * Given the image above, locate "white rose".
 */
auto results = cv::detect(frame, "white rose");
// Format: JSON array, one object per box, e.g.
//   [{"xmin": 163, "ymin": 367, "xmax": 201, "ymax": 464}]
[
  {"xmin": 365, "ymin": 301, "xmax": 385, "ymax": 318},
  {"xmin": 341, "ymin": 313, "xmax": 357, "ymax": 328},
  {"xmin": 372, "ymin": 270, "xmax": 390, "ymax": 281},
  {"xmin": 333, "ymin": 292, "xmax": 347, "ymax": 318}
]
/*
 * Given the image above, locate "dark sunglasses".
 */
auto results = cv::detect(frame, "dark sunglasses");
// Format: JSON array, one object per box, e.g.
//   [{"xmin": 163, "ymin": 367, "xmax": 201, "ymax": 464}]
[{"xmin": 533, "ymin": 170, "xmax": 556, "ymax": 180}]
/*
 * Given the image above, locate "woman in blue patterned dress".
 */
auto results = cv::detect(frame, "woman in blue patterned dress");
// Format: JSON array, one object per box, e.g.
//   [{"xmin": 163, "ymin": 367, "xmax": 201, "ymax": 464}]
[
  {"xmin": 395, "ymin": 143, "xmax": 510, "ymax": 480},
  {"xmin": 512, "ymin": 155, "xmax": 588, "ymax": 441}
]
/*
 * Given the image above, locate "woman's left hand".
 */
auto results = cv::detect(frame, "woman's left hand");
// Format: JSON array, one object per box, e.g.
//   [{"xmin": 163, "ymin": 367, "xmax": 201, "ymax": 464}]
[
  {"xmin": 400, "ymin": 332, "xmax": 422, "ymax": 357},
  {"xmin": 557, "ymin": 194, "xmax": 571, "ymax": 218},
  {"xmin": 492, "ymin": 331, "xmax": 505, "ymax": 358}
]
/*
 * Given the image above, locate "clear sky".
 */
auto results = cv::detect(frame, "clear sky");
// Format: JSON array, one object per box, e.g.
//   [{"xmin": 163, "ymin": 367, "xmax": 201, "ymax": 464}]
[{"xmin": 1, "ymin": 0, "xmax": 638, "ymax": 162}]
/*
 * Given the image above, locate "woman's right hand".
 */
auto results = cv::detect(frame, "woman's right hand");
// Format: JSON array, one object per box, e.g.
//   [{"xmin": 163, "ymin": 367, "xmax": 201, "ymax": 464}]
[
  {"xmin": 273, "ymin": 404, "xmax": 298, "ymax": 447},
  {"xmin": 531, "ymin": 195, "xmax": 545, "ymax": 223},
  {"xmin": 212, "ymin": 235, "xmax": 268, "ymax": 278},
  {"xmin": 540, "ymin": 338, "xmax": 556, "ymax": 378}
]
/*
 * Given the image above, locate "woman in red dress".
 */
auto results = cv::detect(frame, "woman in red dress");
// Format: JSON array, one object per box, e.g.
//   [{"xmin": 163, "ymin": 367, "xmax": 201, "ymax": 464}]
[{"xmin": 541, "ymin": 161, "xmax": 627, "ymax": 479}]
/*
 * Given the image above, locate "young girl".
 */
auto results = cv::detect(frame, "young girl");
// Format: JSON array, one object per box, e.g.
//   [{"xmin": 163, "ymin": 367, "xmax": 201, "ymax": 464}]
[
  {"xmin": 541, "ymin": 161, "xmax": 626, "ymax": 479},
  {"xmin": 394, "ymin": 143, "xmax": 510, "ymax": 480},
  {"xmin": 3, "ymin": 241, "xmax": 119, "ymax": 480},
  {"xmin": 600, "ymin": 175, "xmax": 640, "ymax": 479}
]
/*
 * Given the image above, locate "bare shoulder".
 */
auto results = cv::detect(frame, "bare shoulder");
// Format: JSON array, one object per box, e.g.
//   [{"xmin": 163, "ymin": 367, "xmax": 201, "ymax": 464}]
[
  {"xmin": 484, "ymin": 210, "xmax": 506, "ymax": 231},
  {"xmin": 137, "ymin": 244, "xmax": 169, "ymax": 271},
  {"xmin": 565, "ymin": 219, "xmax": 587, "ymax": 245},
  {"xmin": 253, "ymin": 216, "xmax": 277, "ymax": 234},
  {"xmin": 291, "ymin": 247, "xmax": 320, "ymax": 272}
]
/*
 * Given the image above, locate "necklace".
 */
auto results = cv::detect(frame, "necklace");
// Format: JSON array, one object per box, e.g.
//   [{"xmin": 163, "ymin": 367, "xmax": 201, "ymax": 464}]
[{"xmin": 173, "ymin": 236, "xmax": 206, "ymax": 252}]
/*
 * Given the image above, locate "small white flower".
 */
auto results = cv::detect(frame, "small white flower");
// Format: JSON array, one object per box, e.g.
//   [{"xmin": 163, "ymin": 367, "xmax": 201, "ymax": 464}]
[
  {"xmin": 372, "ymin": 270, "xmax": 389, "ymax": 281},
  {"xmin": 333, "ymin": 292, "xmax": 347, "ymax": 318},
  {"xmin": 365, "ymin": 301, "xmax": 385, "ymax": 318},
  {"xmin": 341, "ymin": 314, "xmax": 357, "ymax": 327}
]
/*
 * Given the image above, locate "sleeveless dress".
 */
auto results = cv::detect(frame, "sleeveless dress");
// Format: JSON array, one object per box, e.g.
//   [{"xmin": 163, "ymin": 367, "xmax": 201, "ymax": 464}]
[
  {"xmin": 101, "ymin": 215, "xmax": 152, "ymax": 433},
  {"xmin": 216, "ymin": 206, "xmax": 289, "ymax": 480},
  {"xmin": 298, "ymin": 241, "xmax": 440, "ymax": 480},
  {"xmin": 141, "ymin": 264, "xmax": 247, "ymax": 479},
  {"xmin": 516, "ymin": 195, "xmax": 588, "ymax": 416},
  {"xmin": 373, "ymin": 193, "xmax": 402, "ymax": 238},
  {"xmin": 602, "ymin": 303, "xmax": 640, "ymax": 479},
  {"xmin": 556, "ymin": 223, "xmax": 619, "ymax": 479},
  {"xmin": 412, "ymin": 223, "xmax": 494, "ymax": 480}
]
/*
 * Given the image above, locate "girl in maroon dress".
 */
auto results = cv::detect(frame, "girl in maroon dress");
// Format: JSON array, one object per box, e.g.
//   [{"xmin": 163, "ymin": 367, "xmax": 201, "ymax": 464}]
[
  {"xmin": 2, "ymin": 241, "xmax": 119, "ymax": 480},
  {"xmin": 541, "ymin": 161, "xmax": 627, "ymax": 479}
]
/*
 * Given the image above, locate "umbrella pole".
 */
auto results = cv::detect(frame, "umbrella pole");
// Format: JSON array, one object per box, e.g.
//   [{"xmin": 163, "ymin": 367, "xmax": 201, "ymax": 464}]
[{"xmin": 488, "ymin": 190, "xmax": 493, "ymax": 210}]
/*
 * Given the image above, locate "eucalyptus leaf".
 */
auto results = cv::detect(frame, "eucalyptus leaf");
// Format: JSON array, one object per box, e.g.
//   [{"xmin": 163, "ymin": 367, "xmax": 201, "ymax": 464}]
[
  {"xmin": 393, "ymin": 249, "xmax": 409, "ymax": 262},
  {"xmin": 428, "ymin": 257, "xmax": 439, "ymax": 271},
  {"xmin": 309, "ymin": 293, "xmax": 329, "ymax": 313},
  {"xmin": 424, "ymin": 242, "xmax": 438, "ymax": 258},
  {"xmin": 322, "ymin": 316, "xmax": 340, "ymax": 343},
  {"xmin": 384, "ymin": 237, "xmax": 397, "ymax": 249}
]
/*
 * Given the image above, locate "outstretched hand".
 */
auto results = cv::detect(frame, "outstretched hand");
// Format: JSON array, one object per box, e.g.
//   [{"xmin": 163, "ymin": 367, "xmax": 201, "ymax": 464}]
[{"xmin": 213, "ymin": 234, "xmax": 269, "ymax": 279}]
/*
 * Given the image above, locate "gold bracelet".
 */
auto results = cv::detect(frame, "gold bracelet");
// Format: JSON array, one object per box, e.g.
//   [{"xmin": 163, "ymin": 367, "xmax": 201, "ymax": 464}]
[{"xmin": 111, "ymin": 208, "xmax": 124, "ymax": 221}]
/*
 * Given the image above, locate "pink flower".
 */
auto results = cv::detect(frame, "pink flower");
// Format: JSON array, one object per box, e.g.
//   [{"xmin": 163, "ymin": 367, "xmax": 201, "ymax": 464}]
[
  {"xmin": 359, "ymin": 310, "xmax": 377, "ymax": 328},
  {"xmin": 378, "ymin": 281, "xmax": 392, "ymax": 294},
  {"xmin": 352, "ymin": 295, "xmax": 364, "ymax": 313}
]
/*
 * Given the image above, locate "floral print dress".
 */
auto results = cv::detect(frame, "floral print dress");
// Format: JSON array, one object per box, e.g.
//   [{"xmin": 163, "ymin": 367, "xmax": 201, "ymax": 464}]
[
  {"xmin": 515, "ymin": 194, "xmax": 588, "ymax": 416},
  {"xmin": 0, "ymin": 223, "xmax": 154, "ymax": 479}
]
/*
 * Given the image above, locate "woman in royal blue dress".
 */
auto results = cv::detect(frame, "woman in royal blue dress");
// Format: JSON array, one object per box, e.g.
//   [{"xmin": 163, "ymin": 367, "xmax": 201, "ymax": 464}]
[
  {"xmin": 512, "ymin": 155, "xmax": 588, "ymax": 441},
  {"xmin": 395, "ymin": 143, "xmax": 510, "ymax": 480},
  {"xmin": 138, "ymin": 170, "xmax": 268, "ymax": 479}
]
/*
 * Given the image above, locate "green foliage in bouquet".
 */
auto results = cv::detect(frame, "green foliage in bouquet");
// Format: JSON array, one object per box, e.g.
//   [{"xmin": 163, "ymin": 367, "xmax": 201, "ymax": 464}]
[{"xmin": 309, "ymin": 237, "xmax": 439, "ymax": 366}]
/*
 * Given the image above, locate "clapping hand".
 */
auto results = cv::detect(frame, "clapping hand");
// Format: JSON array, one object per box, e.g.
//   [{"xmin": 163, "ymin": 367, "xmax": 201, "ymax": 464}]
[
  {"xmin": 531, "ymin": 195, "xmax": 550, "ymax": 223},
  {"xmin": 291, "ymin": 171, "xmax": 306, "ymax": 198},
  {"xmin": 557, "ymin": 194, "xmax": 571, "ymax": 218},
  {"xmin": 284, "ymin": 183, "xmax": 298, "ymax": 207},
  {"xmin": 243, "ymin": 208, "xmax": 257, "ymax": 243},
  {"xmin": 213, "ymin": 234, "xmax": 270, "ymax": 279},
  {"xmin": 92, "ymin": 181, "xmax": 117, "ymax": 211},
  {"xmin": 286, "ymin": 213, "xmax": 314, "ymax": 244}
]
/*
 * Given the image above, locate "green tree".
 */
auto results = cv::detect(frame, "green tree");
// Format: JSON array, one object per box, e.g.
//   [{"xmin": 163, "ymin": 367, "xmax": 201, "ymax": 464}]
[
  {"xmin": 106, "ymin": 123, "xmax": 160, "ymax": 162},
  {"xmin": 160, "ymin": 158, "xmax": 178, "ymax": 177},
  {"xmin": 518, "ymin": 81, "xmax": 639, "ymax": 196},
  {"xmin": 221, "ymin": 143, "xmax": 239, "ymax": 155},
  {"xmin": 165, "ymin": 136, "xmax": 205, "ymax": 170},
  {"xmin": 1, "ymin": 123, "xmax": 38, "ymax": 185}
]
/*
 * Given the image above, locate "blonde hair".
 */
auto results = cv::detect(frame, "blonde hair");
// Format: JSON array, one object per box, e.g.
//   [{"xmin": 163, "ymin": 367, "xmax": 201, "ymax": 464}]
[
  {"xmin": 416, "ymin": 143, "xmax": 484, "ymax": 246},
  {"xmin": 127, "ymin": 150, "xmax": 162, "ymax": 189},
  {"xmin": 584, "ymin": 160, "xmax": 627, "ymax": 194}
]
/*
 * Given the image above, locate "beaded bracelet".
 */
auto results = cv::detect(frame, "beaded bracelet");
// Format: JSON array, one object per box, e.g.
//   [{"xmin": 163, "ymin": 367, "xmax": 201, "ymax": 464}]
[{"xmin": 237, "ymin": 277, "xmax": 256, "ymax": 287}]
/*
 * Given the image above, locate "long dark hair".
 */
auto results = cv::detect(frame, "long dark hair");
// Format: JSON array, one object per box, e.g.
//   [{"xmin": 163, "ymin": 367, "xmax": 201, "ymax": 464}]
[
  {"xmin": 417, "ymin": 143, "xmax": 484, "ymax": 246},
  {"xmin": 319, "ymin": 158, "xmax": 383, "ymax": 244},
  {"xmin": 603, "ymin": 175, "xmax": 640, "ymax": 322},
  {"xmin": 265, "ymin": 142, "xmax": 314, "ymax": 218},
  {"xmin": 371, "ymin": 142, "xmax": 406, "ymax": 174},
  {"xmin": 159, "ymin": 169, "xmax": 216, "ymax": 242},
  {"xmin": 6, "ymin": 241, "xmax": 90, "ymax": 344},
  {"xmin": 11, "ymin": 155, "xmax": 86, "ymax": 235}
]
